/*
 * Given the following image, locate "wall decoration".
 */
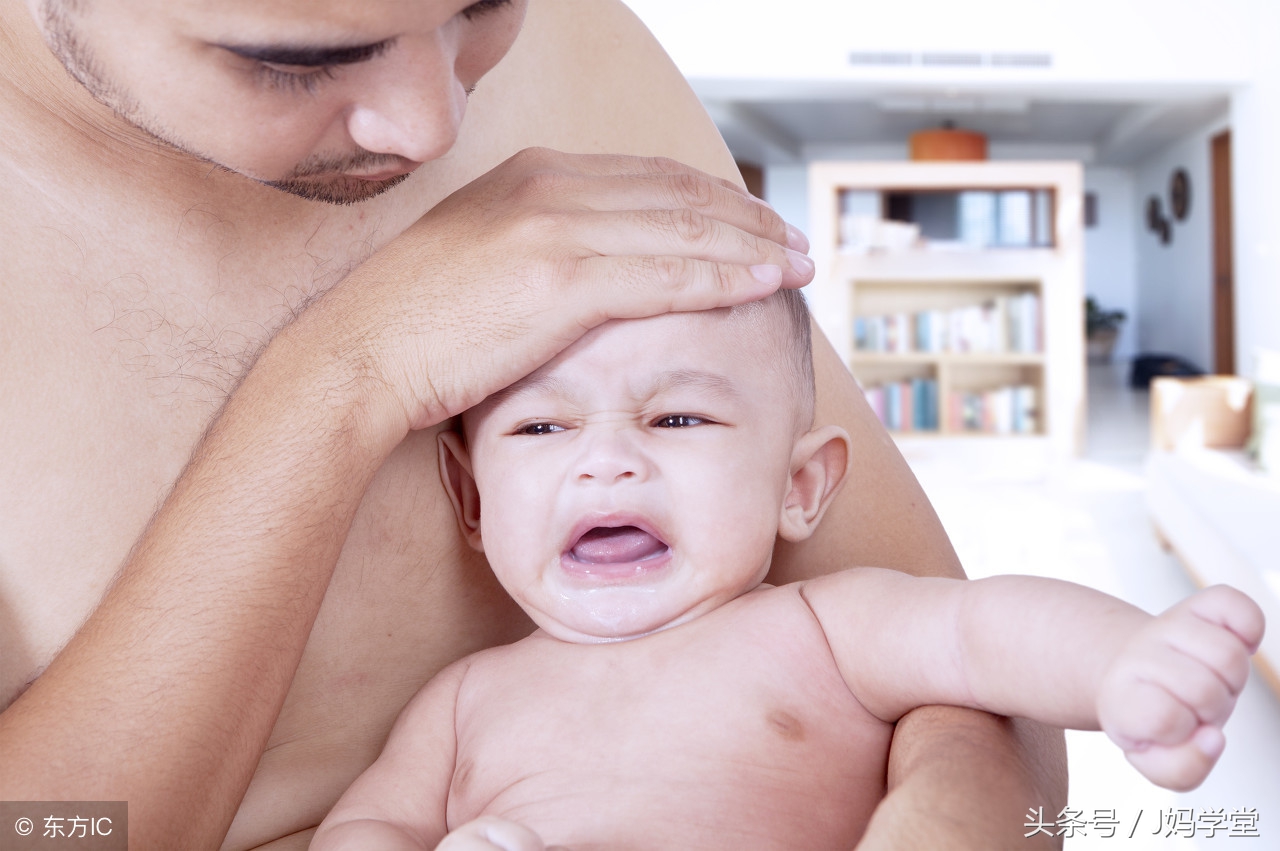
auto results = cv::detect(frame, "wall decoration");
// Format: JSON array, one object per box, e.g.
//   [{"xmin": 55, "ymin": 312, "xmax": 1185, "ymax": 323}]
[
  {"xmin": 1146, "ymin": 196, "xmax": 1163, "ymax": 232},
  {"xmin": 1170, "ymin": 168, "xmax": 1191, "ymax": 221}
]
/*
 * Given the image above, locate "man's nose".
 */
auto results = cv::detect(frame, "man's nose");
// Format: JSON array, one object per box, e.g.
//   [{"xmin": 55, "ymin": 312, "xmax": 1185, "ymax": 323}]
[
  {"xmin": 574, "ymin": 429, "xmax": 650, "ymax": 484},
  {"xmin": 344, "ymin": 36, "xmax": 467, "ymax": 164}
]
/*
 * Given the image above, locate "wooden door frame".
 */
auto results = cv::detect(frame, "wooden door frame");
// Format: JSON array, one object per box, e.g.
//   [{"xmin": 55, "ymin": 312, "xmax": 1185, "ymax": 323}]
[{"xmin": 1211, "ymin": 130, "xmax": 1236, "ymax": 374}]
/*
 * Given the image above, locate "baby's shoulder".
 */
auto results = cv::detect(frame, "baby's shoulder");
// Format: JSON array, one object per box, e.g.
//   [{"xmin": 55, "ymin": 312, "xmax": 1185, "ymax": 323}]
[{"xmin": 695, "ymin": 583, "xmax": 851, "ymax": 659}]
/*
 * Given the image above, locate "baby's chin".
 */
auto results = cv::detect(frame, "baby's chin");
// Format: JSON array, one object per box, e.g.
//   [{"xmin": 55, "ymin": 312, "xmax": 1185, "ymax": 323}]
[{"xmin": 531, "ymin": 593, "xmax": 696, "ymax": 644}]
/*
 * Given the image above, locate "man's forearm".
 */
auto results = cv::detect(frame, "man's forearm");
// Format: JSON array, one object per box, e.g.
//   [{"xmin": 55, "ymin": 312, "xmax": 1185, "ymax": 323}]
[
  {"xmin": 861, "ymin": 708, "xmax": 1067, "ymax": 850},
  {"xmin": 0, "ymin": 301, "xmax": 401, "ymax": 849}
]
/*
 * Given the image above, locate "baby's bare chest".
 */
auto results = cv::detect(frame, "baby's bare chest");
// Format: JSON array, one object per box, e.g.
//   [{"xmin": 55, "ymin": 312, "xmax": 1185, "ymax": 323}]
[{"xmin": 449, "ymin": 599, "xmax": 894, "ymax": 850}]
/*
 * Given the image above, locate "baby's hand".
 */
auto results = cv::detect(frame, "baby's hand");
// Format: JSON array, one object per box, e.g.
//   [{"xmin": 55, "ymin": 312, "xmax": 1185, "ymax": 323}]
[
  {"xmin": 437, "ymin": 816, "xmax": 567, "ymax": 851},
  {"xmin": 1097, "ymin": 585, "xmax": 1265, "ymax": 791}
]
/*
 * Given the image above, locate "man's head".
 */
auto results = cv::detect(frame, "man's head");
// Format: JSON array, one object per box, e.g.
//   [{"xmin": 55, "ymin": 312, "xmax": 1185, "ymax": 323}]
[
  {"xmin": 30, "ymin": 0, "xmax": 527, "ymax": 204},
  {"xmin": 438, "ymin": 291, "xmax": 851, "ymax": 643}
]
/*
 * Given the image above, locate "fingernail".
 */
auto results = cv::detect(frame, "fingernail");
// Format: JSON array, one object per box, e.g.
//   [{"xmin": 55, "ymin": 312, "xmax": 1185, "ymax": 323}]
[
  {"xmin": 786, "ymin": 223, "xmax": 810, "ymax": 253},
  {"xmin": 750, "ymin": 264, "xmax": 782, "ymax": 284},
  {"xmin": 1194, "ymin": 726, "xmax": 1226, "ymax": 760},
  {"xmin": 787, "ymin": 249, "xmax": 815, "ymax": 277}
]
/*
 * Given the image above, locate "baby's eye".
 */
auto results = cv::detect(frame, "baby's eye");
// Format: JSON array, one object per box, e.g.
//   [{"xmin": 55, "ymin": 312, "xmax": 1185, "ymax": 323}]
[
  {"xmin": 653, "ymin": 415, "xmax": 704, "ymax": 428},
  {"xmin": 516, "ymin": 422, "xmax": 565, "ymax": 436}
]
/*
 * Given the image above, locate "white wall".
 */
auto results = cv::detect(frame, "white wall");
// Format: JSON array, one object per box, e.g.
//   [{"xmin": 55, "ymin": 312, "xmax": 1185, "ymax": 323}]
[
  {"xmin": 1130, "ymin": 118, "xmax": 1227, "ymax": 370},
  {"xmin": 1083, "ymin": 169, "xmax": 1140, "ymax": 361},
  {"xmin": 628, "ymin": 0, "xmax": 1280, "ymax": 371},
  {"xmin": 626, "ymin": 0, "xmax": 1254, "ymax": 89},
  {"xmin": 762, "ymin": 164, "xmax": 810, "ymax": 242},
  {"xmin": 1231, "ymin": 0, "xmax": 1280, "ymax": 371}
]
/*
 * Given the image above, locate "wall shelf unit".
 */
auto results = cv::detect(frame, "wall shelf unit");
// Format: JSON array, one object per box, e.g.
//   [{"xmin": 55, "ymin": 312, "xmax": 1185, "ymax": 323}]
[{"xmin": 807, "ymin": 161, "xmax": 1085, "ymax": 455}]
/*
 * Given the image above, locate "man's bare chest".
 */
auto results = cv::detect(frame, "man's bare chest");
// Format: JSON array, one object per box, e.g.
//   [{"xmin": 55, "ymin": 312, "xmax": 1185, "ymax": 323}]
[{"xmin": 0, "ymin": 216, "xmax": 531, "ymax": 848}]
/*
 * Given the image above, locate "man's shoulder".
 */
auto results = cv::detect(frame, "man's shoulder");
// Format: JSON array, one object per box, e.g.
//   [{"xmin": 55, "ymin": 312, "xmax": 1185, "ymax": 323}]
[{"xmin": 435, "ymin": 0, "xmax": 739, "ymax": 188}]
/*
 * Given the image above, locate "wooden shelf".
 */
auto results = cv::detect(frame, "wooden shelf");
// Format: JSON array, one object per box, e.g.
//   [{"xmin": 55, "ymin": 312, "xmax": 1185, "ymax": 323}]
[
  {"xmin": 808, "ymin": 161, "xmax": 1085, "ymax": 455},
  {"xmin": 850, "ymin": 352, "xmax": 1046, "ymax": 366}
]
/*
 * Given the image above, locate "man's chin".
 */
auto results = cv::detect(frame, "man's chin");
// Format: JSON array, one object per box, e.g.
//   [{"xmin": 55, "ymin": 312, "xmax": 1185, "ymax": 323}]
[{"xmin": 262, "ymin": 172, "xmax": 413, "ymax": 206}]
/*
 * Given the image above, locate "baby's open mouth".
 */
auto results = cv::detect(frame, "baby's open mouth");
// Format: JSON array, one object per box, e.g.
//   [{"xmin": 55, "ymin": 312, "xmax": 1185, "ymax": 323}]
[{"xmin": 568, "ymin": 525, "xmax": 670, "ymax": 565}]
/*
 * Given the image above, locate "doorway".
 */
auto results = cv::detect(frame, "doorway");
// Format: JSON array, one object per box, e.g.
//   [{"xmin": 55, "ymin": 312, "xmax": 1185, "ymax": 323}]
[{"xmin": 1212, "ymin": 130, "xmax": 1236, "ymax": 374}]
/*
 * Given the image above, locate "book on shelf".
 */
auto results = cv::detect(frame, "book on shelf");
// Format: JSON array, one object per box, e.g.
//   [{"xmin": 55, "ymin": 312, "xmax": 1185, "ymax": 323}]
[
  {"xmin": 853, "ymin": 292, "xmax": 1041, "ymax": 355},
  {"xmin": 863, "ymin": 381, "xmax": 1039, "ymax": 436},
  {"xmin": 863, "ymin": 378, "xmax": 940, "ymax": 433},
  {"xmin": 946, "ymin": 384, "xmax": 1040, "ymax": 435}
]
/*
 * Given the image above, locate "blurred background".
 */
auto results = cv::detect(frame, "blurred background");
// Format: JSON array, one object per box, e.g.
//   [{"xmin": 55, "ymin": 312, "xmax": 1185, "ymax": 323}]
[{"xmin": 624, "ymin": 1, "xmax": 1280, "ymax": 846}]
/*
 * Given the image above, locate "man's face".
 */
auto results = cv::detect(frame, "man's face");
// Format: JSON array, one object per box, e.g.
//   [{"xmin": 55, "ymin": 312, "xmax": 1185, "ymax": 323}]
[
  {"xmin": 458, "ymin": 308, "xmax": 808, "ymax": 643},
  {"xmin": 34, "ymin": 0, "xmax": 527, "ymax": 204}
]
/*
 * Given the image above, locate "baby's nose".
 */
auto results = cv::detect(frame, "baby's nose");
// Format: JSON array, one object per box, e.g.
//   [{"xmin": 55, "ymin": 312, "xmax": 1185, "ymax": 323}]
[{"xmin": 574, "ymin": 429, "xmax": 649, "ymax": 483}]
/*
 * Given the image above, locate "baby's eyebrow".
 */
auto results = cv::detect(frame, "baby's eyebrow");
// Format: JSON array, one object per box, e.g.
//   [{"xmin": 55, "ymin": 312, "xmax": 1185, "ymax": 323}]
[
  {"xmin": 643, "ymin": 370, "xmax": 742, "ymax": 403},
  {"xmin": 482, "ymin": 372, "xmax": 571, "ymax": 410},
  {"xmin": 482, "ymin": 369, "xmax": 740, "ymax": 412}
]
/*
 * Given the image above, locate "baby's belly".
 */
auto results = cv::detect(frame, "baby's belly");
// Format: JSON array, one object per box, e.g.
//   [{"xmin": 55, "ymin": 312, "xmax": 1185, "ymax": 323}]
[
  {"xmin": 448, "ymin": 599, "xmax": 895, "ymax": 851},
  {"xmin": 473, "ymin": 738, "xmax": 890, "ymax": 851}
]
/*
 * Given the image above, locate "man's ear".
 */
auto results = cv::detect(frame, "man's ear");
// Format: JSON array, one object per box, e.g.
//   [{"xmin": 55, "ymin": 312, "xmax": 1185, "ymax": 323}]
[
  {"xmin": 438, "ymin": 430, "xmax": 485, "ymax": 552},
  {"xmin": 778, "ymin": 424, "xmax": 852, "ymax": 543}
]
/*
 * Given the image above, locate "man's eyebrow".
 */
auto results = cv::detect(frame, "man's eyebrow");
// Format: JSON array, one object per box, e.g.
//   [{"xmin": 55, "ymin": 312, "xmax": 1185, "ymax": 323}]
[{"xmin": 218, "ymin": 39, "xmax": 395, "ymax": 67}]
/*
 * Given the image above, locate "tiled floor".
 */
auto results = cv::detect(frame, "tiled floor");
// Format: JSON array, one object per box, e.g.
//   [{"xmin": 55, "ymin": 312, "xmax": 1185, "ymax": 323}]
[{"xmin": 896, "ymin": 361, "xmax": 1280, "ymax": 848}]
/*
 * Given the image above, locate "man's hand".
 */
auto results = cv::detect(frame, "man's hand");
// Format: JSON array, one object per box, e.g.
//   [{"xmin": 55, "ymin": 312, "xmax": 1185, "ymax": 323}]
[
  {"xmin": 307, "ymin": 147, "xmax": 812, "ymax": 444},
  {"xmin": 438, "ymin": 816, "xmax": 566, "ymax": 851},
  {"xmin": 1097, "ymin": 585, "xmax": 1265, "ymax": 791}
]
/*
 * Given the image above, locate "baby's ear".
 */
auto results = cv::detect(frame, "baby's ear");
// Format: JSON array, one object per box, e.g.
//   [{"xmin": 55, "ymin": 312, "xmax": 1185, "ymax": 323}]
[
  {"xmin": 438, "ymin": 430, "xmax": 485, "ymax": 552},
  {"xmin": 777, "ymin": 424, "xmax": 852, "ymax": 543}
]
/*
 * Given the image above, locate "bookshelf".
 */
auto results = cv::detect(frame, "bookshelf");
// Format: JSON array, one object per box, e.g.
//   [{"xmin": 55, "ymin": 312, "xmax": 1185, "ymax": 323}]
[{"xmin": 807, "ymin": 161, "xmax": 1085, "ymax": 456}]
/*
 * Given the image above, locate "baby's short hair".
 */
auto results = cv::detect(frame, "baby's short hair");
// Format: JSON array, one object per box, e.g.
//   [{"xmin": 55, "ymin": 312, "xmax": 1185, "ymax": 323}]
[{"xmin": 736, "ymin": 287, "xmax": 816, "ymax": 427}]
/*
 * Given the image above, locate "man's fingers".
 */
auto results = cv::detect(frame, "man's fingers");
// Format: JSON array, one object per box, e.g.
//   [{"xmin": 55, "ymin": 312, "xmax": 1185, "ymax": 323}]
[
  {"xmin": 526, "ymin": 147, "xmax": 749, "ymax": 195},
  {"xmin": 568, "ymin": 209, "xmax": 812, "ymax": 288},
  {"xmin": 564, "ymin": 170, "xmax": 791, "ymax": 242},
  {"xmin": 503, "ymin": 147, "xmax": 798, "ymax": 249},
  {"xmin": 574, "ymin": 254, "xmax": 786, "ymax": 322}
]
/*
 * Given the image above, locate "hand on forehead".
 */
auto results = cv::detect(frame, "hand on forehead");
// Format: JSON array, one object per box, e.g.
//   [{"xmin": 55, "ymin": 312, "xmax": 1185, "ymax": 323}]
[{"xmin": 465, "ymin": 293, "xmax": 813, "ymax": 437}]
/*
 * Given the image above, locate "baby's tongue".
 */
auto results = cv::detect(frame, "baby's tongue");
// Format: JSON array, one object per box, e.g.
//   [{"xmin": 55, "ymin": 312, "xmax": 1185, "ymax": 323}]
[{"xmin": 571, "ymin": 526, "xmax": 665, "ymax": 564}]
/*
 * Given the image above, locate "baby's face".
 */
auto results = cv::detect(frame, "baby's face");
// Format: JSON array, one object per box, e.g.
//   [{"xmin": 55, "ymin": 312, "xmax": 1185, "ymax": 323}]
[{"xmin": 459, "ymin": 308, "xmax": 808, "ymax": 643}]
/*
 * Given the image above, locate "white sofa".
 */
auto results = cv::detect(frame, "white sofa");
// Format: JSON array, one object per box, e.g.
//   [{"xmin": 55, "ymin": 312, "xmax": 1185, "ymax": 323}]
[{"xmin": 1145, "ymin": 376, "xmax": 1280, "ymax": 695}]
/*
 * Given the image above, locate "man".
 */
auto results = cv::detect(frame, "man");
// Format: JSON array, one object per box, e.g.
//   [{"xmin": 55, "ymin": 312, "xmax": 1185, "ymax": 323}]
[{"xmin": 0, "ymin": 1, "xmax": 1065, "ymax": 848}]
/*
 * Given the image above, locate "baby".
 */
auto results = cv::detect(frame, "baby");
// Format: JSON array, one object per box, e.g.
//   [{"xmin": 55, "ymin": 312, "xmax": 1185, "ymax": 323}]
[{"xmin": 312, "ymin": 290, "xmax": 1265, "ymax": 851}]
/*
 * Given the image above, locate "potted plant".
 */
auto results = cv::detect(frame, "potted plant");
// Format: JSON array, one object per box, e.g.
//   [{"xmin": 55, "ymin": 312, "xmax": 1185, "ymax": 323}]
[{"xmin": 1085, "ymin": 296, "xmax": 1126, "ymax": 363}]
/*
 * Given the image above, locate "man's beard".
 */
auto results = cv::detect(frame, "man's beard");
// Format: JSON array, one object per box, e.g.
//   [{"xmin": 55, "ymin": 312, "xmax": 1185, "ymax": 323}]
[
  {"xmin": 263, "ymin": 151, "xmax": 416, "ymax": 205},
  {"xmin": 40, "ymin": 3, "xmax": 412, "ymax": 206}
]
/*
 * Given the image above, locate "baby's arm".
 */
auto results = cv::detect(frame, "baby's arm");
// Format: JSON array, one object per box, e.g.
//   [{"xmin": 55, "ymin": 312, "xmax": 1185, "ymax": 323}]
[
  {"xmin": 312, "ymin": 657, "xmax": 557, "ymax": 851},
  {"xmin": 800, "ymin": 569, "xmax": 1264, "ymax": 791},
  {"xmin": 309, "ymin": 659, "xmax": 467, "ymax": 850}
]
